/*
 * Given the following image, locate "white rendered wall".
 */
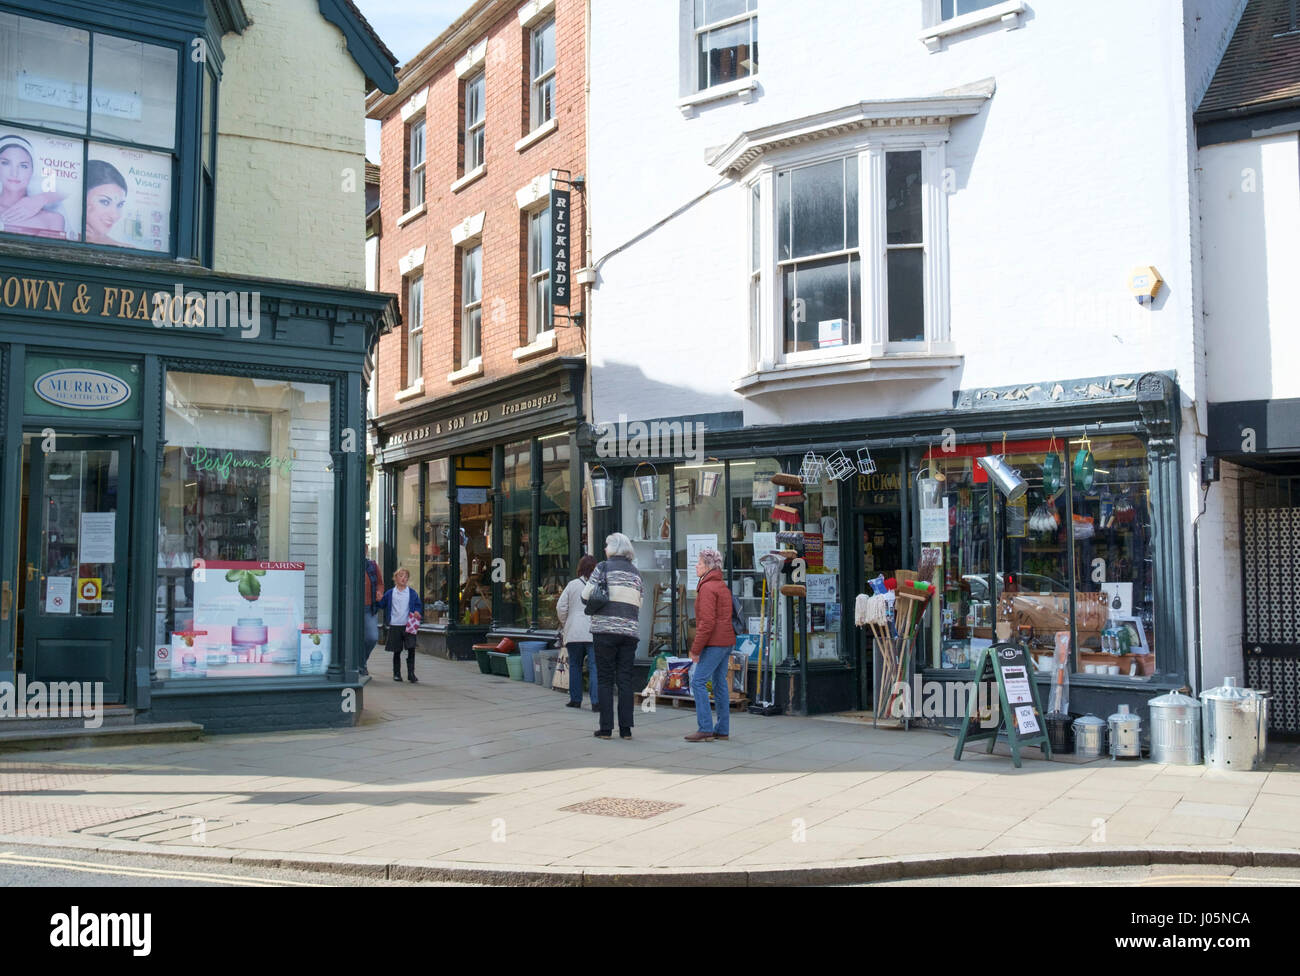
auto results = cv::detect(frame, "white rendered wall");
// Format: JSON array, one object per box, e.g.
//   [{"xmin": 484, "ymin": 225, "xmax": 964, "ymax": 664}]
[
  {"xmin": 214, "ymin": 0, "xmax": 368, "ymax": 288},
  {"xmin": 588, "ymin": 0, "xmax": 1232, "ymax": 427},
  {"xmin": 1199, "ymin": 134, "xmax": 1300, "ymax": 405}
]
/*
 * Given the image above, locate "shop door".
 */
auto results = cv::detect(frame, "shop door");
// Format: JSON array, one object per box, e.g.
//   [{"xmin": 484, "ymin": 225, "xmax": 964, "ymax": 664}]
[
  {"xmin": 855, "ymin": 511, "xmax": 903, "ymax": 711},
  {"xmin": 21, "ymin": 436, "xmax": 132, "ymax": 703},
  {"xmin": 1241, "ymin": 476, "xmax": 1300, "ymax": 738}
]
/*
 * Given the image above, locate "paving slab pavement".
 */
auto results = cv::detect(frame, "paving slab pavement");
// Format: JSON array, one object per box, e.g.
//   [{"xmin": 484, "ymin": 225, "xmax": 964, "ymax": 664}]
[{"xmin": 0, "ymin": 655, "xmax": 1297, "ymax": 883}]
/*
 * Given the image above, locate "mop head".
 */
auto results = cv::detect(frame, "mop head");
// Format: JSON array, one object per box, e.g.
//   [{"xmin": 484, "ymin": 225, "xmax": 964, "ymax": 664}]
[
  {"xmin": 854, "ymin": 593, "xmax": 871, "ymax": 627},
  {"xmin": 862, "ymin": 594, "xmax": 890, "ymax": 626}
]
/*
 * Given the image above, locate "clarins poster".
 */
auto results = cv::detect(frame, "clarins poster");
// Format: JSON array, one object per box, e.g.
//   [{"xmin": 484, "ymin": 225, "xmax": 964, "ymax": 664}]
[
  {"xmin": 185, "ymin": 561, "xmax": 305, "ymax": 677},
  {"xmin": 85, "ymin": 142, "xmax": 171, "ymax": 252}
]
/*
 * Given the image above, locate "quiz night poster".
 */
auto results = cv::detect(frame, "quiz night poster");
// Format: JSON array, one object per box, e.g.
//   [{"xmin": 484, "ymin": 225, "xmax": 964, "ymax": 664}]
[{"xmin": 86, "ymin": 142, "xmax": 171, "ymax": 252}]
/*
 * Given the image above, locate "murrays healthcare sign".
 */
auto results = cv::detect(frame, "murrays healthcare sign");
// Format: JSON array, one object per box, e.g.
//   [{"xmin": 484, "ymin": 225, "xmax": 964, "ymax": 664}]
[{"xmin": 34, "ymin": 368, "xmax": 133, "ymax": 410}]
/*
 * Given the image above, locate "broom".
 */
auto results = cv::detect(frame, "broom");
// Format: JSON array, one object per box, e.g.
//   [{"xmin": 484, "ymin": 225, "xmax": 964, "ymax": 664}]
[{"xmin": 862, "ymin": 594, "xmax": 894, "ymax": 716}]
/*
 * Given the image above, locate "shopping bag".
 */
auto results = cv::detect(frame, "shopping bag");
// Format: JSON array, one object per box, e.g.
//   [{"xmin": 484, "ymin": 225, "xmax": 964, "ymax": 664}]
[{"xmin": 552, "ymin": 646, "xmax": 570, "ymax": 692}]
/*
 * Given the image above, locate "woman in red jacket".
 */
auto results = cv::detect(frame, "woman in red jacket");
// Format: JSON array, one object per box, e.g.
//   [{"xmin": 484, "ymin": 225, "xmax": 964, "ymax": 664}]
[{"xmin": 685, "ymin": 548, "xmax": 735, "ymax": 742}]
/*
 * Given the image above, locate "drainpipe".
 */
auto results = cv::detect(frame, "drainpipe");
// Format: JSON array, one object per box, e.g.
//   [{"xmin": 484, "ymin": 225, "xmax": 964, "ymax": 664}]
[{"xmin": 1191, "ymin": 479, "xmax": 1208, "ymax": 694}]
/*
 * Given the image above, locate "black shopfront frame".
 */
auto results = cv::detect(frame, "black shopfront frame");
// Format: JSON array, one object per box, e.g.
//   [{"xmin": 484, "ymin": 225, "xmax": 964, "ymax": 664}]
[{"xmin": 582, "ymin": 371, "xmax": 1189, "ymax": 718}]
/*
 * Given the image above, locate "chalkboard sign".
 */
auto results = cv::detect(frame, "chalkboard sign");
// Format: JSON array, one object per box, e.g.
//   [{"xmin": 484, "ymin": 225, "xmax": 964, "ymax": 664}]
[{"xmin": 954, "ymin": 642, "xmax": 1052, "ymax": 768}]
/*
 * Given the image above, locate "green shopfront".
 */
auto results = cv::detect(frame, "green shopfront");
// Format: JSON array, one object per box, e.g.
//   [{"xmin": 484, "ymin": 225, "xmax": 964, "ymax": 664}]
[{"xmin": 0, "ymin": 253, "xmax": 395, "ymax": 731}]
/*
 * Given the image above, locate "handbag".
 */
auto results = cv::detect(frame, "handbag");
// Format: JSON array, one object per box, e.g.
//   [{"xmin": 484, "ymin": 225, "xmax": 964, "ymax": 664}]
[
  {"xmin": 582, "ymin": 566, "xmax": 610, "ymax": 615},
  {"xmin": 363, "ymin": 609, "xmax": 379, "ymax": 646},
  {"xmin": 552, "ymin": 646, "xmax": 570, "ymax": 692}
]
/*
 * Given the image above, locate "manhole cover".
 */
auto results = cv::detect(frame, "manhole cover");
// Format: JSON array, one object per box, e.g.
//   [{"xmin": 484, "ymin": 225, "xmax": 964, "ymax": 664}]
[{"xmin": 560, "ymin": 797, "xmax": 683, "ymax": 819}]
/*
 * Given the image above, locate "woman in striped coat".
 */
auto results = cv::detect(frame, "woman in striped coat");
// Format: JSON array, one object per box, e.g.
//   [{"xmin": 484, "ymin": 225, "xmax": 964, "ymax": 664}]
[{"xmin": 583, "ymin": 532, "xmax": 643, "ymax": 740}]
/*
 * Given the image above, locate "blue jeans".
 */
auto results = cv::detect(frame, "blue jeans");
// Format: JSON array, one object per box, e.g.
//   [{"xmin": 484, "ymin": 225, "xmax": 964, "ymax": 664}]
[
  {"xmin": 566, "ymin": 642, "xmax": 598, "ymax": 706},
  {"xmin": 690, "ymin": 646, "xmax": 731, "ymax": 736}
]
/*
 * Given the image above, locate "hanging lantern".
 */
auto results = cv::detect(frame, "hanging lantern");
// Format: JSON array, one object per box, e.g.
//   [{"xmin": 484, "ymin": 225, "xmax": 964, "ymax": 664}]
[
  {"xmin": 825, "ymin": 450, "xmax": 855, "ymax": 481},
  {"xmin": 588, "ymin": 464, "xmax": 612, "ymax": 510},
  {"xmin": 856, "ymin": 447, "xmax": 877, "ymax": 475},
  {"xmin": 633, "ymin": 461, "xmax": 659, "ymax": 503},
  {"xmin": 918, "ymin": 476, "xmax": 942, "ymax": 510}
]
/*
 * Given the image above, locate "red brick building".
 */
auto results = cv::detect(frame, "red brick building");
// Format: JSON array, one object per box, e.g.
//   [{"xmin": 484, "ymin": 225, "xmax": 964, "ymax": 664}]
[{"xmin": 367, "ymin": 0, "xmax": 588, "ymax": 659}]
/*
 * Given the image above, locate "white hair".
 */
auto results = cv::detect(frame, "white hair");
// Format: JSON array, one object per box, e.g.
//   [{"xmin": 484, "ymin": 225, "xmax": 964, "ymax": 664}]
[{"xmin": 604, "ymin": 532, "xmax": 636, "ymax": 563}]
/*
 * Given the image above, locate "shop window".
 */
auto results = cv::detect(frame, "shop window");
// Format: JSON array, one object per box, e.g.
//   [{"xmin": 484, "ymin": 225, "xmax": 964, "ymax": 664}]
[
  {"xmin": 424, "ymin": 459, "xmax": 451, "ymax": 625},
  {"xmin": 155, "ymin": 372, "xmax": 335, "ymax": 679},
  {"xmin": 529, "ymin": 18, "xmax": 555, "ymax": 132},
  {"xmin": 727, "ymin": 457, "xmax": 788, "ymax": 663},
  {"xmin": 621, "ymin": 467, "xmax": 674, "ymax": 656},
  {"xmin": 929, "ymin": 452, "xmax": 994, "ymax": 669},
  {"xmin": 536, "ymin": 434, "xmax": 572, "ymax": 629},
  {"xmin": 460, "ymin": 244, "xmax": 482, "ymax": 366},
  {"xmin": 394, "ymin": 463, "xmax": 422, "ymax": 588},
  {"xmin": 407, "ymin": 118, "xmax": 425, "ymax": 210},
  {"xmin": 1064, "ymin": 434, "xmax": 1154, "ymax": 679},
  {"xmin": 777, "ymin": 156, "xmax": 861, "ymax": 355},
  {"xmin": 462, "ymin": 71, "xmax": 485, "ymax": 173},
  {"xmin": 800, "ymin": 466, "xmax": 844, "ymax": 664},
  {"xmin": 500, "ymin": 440, "xmax": 532, "ymax": 628},
  {"xmin": 0, "ymin": 14, "xmax": 181, "ymax": 254},
  {"xmin": 527, "ymin": 205, "xmax": 551, "ymax": 341},
  {"xmin": 674, "ymin": 460, "xmax": 728, "ymax": 655},
  {"xmin": 456, "ymin": 453, "xmax": 493, "ymax": 625},
  {"xmin": 693, "ymin": 0, "xmax": 758, "ymax": 92}
]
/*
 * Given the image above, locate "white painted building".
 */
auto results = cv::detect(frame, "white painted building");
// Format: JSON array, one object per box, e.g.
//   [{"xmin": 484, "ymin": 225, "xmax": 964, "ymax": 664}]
[
  {"xmin": 1195, "ymin": 0, "xmax": 1300, "ymax": 738},
  {"xmin": 582, "ymin": 0, "xmax": 1246, "ymax": 718}
]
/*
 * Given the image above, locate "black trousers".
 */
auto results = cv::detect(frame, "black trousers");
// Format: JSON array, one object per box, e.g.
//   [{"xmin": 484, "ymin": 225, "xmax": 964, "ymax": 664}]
[
  {"xmin": 386, "ymin": 626, "xmax": 415, "ymax": 677},
  {"xmin": 594, "ymin": 632, "xmax": 637, "ymax": 734}
]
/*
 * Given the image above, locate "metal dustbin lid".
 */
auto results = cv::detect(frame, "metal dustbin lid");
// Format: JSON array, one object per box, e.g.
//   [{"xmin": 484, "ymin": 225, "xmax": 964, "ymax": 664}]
[
  {"xmin": 1073, "ymin": 713, "xmax": 1106, "ymax": 730},
  {"xmin": 1200, "ymin": 676, "xmax": 1266, "ymax": 703},
  {"xmin": 1149, "ymin": 690, "xmax": 1201, "ymax": 710},
  {"xmin": 1108, "ymin": 703, "xmax": 1141, "ymax": 728}
]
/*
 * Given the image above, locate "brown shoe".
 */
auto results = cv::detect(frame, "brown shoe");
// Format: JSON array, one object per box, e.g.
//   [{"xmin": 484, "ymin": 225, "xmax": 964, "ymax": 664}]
[
  {"xmin": 684, "ymin": 731, "xmax": 714, "ymax": 742},
  {"xmin": 712, "ymin": 733, "xmax": 729, "ymax": 740}
]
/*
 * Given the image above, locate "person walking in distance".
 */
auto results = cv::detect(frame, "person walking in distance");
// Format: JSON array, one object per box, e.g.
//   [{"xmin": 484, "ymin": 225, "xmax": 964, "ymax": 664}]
[
  {"xmin": 685, "ymin": 547, "xmax": 735, "ymax": 742},
  {"xmin": 378, "ymin": 567, "xmax": 423, "ymax": 683},
  {"xmin": 583, "ymin": 533, "xmax": 642, "ymax": 740},
  {"xmin": 557, "ymin": 554, "xmax": 599, "ymax": 712},
  {"xmin": 361, "ymin": 546, "xmax": 384, "ymax": 676}
]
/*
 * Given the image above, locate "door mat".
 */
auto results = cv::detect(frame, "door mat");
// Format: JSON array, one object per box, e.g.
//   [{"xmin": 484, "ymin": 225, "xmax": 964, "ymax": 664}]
[{"xmin": 559, "ymin": 797, "xmax": 684, "ymax": 819}]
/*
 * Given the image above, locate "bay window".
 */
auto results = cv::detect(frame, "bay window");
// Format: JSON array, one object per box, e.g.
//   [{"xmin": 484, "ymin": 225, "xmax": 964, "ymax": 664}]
[
  {"xmin": 885, "ymin": 150, "xmax": 924, "ymax": 343},
  {"xmin": 777, "ymin": 156, "xmax": 861, "ymax": 355},
  {"xmin": 0, "ymin": 13, "xmax": 183, "ymax": 255}
]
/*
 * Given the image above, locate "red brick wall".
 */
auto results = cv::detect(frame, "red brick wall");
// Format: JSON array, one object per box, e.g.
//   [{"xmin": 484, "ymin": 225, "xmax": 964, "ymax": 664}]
[{"xmin": 374, "ymin": 0, "xmax": 586, "ymax": 417}]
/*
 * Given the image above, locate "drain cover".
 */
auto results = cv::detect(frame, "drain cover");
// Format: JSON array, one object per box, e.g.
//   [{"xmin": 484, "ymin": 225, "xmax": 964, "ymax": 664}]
[{"xmin": 560, "ymin": 797, "xmax": 683, "ymax": 819}]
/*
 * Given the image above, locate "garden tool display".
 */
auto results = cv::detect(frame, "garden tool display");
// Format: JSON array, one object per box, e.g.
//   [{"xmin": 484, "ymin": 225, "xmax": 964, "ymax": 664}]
[{"xmin": 749, "ymin": 551, "xmax": 786, "ymax": 715}]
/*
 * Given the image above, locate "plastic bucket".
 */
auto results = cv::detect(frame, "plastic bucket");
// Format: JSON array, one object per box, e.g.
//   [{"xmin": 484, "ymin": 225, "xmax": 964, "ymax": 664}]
[
  {"xmin": 517, "ymin": 641, "xmax": 546, "ymax": 683},
  {"xmin": 488, "ymin": 651, "xmax": 510, "ymax": 677},
  {"xmin": 1046, "ymin": 714, "xmax": 1076, "ymax": 755},
  {"xmin": 506, "ymin": 654, "xmax": 524, "ymax": 681},
  {"xmin": 474, "ymin": 645, "xmax": 492, "ymax": 675},
  {"xmin": 538, "ymin": 652, "xmax": 558, "ymax": 689}
]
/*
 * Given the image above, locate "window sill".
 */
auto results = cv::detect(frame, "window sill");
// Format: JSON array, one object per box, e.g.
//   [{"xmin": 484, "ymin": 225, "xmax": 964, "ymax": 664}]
[
  {"xmin": 512, "ymin": 329, "xmax": 556, "ymax": 361},
  {"xmin": 394, "ymin": 379, "xmax": 425, "ymax": 402},
  {"xmin": 677, "ymin": 76, "xmax": 758, "ymax": 118},
  {"xmin": 734, "ymin": 350, "xmax": 963, "ymax": 397},
  {"xmin": 396, "ymin": 203, "xmax": 426, "ymax": 227},
  {"xmin": 919, "ymin": 0, "xmax": 1025, "ymax": 52},
  {"xmin": 450, "ymin": 165, "xmax": 486, "ymax": 194},
  {"xmin": 447, "ymin": 358, "xmax": 483, "ymax": 384},
  {"xmin": 515, "ymin": 118, "xmax": 558, "ymax": 153}
]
